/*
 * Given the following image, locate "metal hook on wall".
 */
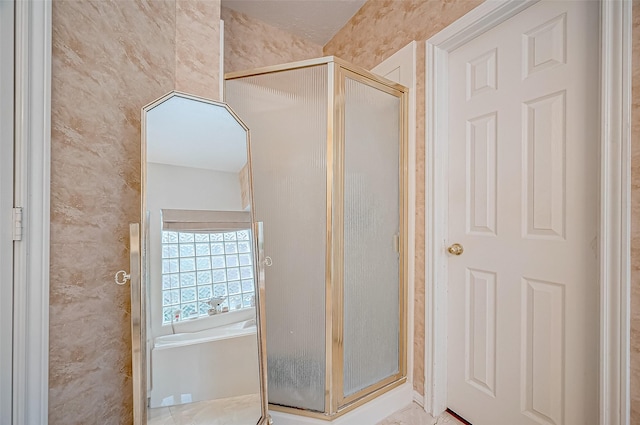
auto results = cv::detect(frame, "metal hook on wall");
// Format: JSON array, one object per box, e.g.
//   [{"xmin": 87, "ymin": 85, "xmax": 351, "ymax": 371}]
[{"xmin": 114, "ymin": 270, "xmax": 131, "ymax": 285}]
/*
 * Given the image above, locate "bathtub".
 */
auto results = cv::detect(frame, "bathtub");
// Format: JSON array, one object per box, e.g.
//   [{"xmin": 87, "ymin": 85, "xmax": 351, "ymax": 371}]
[{"xmin": 149, "ymin": 319, "xmax": 260, "ymax": 408}]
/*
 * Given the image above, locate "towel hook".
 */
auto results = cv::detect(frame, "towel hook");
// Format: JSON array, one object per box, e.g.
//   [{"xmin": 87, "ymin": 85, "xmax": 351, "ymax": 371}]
[{"xmin": 114, "ymin": 270, "xmax": 131, "ymax": 285}]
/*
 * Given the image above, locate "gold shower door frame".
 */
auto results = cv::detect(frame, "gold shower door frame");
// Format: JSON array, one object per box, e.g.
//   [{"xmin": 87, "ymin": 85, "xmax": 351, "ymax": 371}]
[{"xmin": 226, "ymin": 57, "xmax": 409, "ymax": 420}]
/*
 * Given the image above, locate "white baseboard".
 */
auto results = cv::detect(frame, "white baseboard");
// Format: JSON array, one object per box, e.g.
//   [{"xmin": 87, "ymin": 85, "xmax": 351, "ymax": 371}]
[
  {"xmin": 269, "ymin": 383, "xmax": 413, "ymax": 425},
  {"xmin": 412, "ymin": 390, "xmax": 424, "ymax": 408}
]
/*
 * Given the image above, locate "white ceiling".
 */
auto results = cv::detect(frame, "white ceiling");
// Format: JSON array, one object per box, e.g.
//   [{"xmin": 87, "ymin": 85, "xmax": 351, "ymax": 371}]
[
  {"xmin": 146, "ymin": 95, "xmax": 248, "ymax": 173},
  {"xmin": 221, "ymin": 0, "xmax": 368, "ymax": 45}
]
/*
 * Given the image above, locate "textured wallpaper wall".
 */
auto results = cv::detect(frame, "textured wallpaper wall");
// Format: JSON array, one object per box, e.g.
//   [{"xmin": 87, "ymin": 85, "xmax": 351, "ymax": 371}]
[
  {"xmin": 221, "ymin": 6, "xmax": 323, "ymax": 74},
  {"xmin": 49, "ymin": 1, "xmax": 219, "ymax": 423}
]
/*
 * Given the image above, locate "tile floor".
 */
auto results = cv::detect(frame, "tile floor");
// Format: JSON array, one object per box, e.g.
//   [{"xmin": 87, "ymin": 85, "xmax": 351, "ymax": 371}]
[
  {"xmin": 376, "ymin": 403, "xmax": 464, "ymax": 425},
  {"xmin": 147, "ymin": 393, "xmax": 261, "ymax": 425},
  {"xmin": 147, "ymin": 396, "xmax": 462, "ymax": 425}
]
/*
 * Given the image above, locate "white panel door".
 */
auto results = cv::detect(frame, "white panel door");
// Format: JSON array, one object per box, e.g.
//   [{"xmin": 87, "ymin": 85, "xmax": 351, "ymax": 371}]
[{"xmin": 446, "ymin": 2, "xmax": 599, "ymax": 424}]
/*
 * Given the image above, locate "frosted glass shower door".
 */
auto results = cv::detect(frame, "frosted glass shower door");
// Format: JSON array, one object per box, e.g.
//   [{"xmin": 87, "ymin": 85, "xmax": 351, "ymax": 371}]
[
  {"xmin": 226, "ymin": 57, "xmax": 408, "ymax": 417},
  {"xmin": 342, "ymin": 74, "xmax": 403, "ymax": 399},
  {"xmin": 225, "ymin": 66, "xmax": 328, "ymax": 412}
]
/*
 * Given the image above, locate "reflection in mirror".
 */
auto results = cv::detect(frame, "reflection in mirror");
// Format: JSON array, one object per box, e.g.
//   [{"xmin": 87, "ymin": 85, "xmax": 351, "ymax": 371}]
[{"xmin": 140, "ymin": 93, "xmax": 266, "ymax": 425}]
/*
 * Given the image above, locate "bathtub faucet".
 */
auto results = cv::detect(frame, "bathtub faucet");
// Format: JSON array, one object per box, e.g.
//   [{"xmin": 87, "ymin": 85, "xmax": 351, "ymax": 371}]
[{"xmin": 208, "ymin": 297, "xmax": 226, "ymax": 315}]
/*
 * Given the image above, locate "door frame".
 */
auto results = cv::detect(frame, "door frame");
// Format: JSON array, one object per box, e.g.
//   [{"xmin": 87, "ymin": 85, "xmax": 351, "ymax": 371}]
[
  {"xmin": 424, "ymin": 1, "xmax": 632, "ymax": 425},
  {"xmin": 0, "ymin": 0, "xmax": 16, "ymax": 422},
  {"xmin": 12, "ymin": 1, "xmax": 52, "ymax": 424}
]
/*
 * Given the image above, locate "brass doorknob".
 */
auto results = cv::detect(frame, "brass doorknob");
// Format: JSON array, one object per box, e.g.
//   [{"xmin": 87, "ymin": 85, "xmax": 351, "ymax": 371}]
[{"xmin": 447, "ymin": 243, "xmax": 464, "ymax": 256}]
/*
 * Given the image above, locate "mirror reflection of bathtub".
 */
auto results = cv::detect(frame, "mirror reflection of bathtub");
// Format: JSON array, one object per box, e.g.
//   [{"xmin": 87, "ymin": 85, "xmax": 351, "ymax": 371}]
[{"xmin": 149, "ymin": 313, "xmax": 259, "ymax": 408}]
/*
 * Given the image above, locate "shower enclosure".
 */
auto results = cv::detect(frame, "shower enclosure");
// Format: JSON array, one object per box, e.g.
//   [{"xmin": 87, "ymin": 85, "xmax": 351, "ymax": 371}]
[{"xmin": 225, "ymin": 57, "xmax": 407, "ymax": 419}]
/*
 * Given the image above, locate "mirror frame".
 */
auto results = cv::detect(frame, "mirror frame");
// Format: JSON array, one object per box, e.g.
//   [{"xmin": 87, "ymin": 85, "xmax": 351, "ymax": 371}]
[{"xmin": 135, "ymin": 91, "xmax": 270, "ymax": 425}]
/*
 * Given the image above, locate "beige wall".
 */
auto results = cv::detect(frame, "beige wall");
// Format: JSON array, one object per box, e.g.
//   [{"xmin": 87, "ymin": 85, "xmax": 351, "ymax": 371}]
[
  {"xmin": 49, "ymin": 0, "xmax": 219, "ymax": 423},
  {"xmin": 175, "ymin": 1, "xmax": 221, "ymax": 99},
  {"xmin": 221, "ymin": 7, "xmax": 323, "ymax": 74},
  {"xmin": 323, "ymin": 0, "xmax": 483, "ymax": 395}
]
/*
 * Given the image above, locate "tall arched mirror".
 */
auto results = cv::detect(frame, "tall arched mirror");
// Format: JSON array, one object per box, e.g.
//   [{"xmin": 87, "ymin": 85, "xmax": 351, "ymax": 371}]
[{"xmin": 135, "ymin": 91, "xmax": 269, "ymax": 425}]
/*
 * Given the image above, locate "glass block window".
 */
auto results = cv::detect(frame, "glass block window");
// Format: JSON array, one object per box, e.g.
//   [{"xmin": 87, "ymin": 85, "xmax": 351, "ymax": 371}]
[{"xmin": 161, "ymin": 229, "xmax": 255, "ymax": 324}]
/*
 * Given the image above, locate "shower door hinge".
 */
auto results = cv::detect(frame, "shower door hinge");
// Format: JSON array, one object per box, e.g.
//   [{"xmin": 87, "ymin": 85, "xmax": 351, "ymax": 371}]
[{"xmin": 12, "ymin": 207, "xmax": 23, "ymax": 241}]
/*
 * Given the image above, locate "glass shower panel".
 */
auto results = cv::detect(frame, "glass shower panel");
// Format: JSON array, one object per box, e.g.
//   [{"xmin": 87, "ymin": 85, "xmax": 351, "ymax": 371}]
[
  {"xmin": 225, "ymin": 66, "xmax": 328, "ymax": 412},
  {"xmin": 342, "ymin": 77, "xmax": 400, "ymax": 397}
]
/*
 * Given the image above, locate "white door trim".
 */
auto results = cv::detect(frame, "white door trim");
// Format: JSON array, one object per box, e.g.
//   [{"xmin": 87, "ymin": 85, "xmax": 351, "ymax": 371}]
[
  {"xmin": 598, "ymin": 2, "xmax": 632, "ymax": 424},
  {"xmin": 0, "ymin": 1, "xmax": 16, "ymax": 422},
  {"xmin": 424, "ymin": 1, "xmax": 631, "ymax": 424},
  {"xmin": 13, "ymin": 0, "xmax": 52, "ymax": 424}
]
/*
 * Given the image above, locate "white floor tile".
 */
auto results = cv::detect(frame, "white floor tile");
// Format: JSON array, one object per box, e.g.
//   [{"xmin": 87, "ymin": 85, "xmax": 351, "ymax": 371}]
[{"xmin": 377, "ymin": 403, "xmax": 464, "ymax": 425}]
